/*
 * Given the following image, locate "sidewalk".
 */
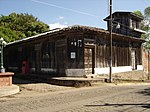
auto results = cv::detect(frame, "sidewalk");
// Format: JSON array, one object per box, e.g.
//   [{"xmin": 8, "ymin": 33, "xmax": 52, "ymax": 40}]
[
  {"xmin": 0, "ymin": 77, "xmax": 74, "ymax": 98},
  {"xmin": 11, "ymin": 77, "xmax": 74, "ymax": 98},
  {"xmin": 0, "ymin": 85, "xmax": 19, "ymax": 97}
]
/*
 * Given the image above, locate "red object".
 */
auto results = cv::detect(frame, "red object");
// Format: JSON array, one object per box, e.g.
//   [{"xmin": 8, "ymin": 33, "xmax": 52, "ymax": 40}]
[{"xmin": 22, "ymin": 61, "xmax": 29, "ymax": 74}]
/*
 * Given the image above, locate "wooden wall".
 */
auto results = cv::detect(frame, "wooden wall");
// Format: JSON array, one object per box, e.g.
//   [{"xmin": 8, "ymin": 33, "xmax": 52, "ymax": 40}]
[
  {"xmin": 5, "ymin": 29, "xmax": 143, "ymax": 76},
  {"xmin": 67, "ymin": 34, "xmax": 84, "ymax": 69},
  {"xmin": 96, "ymin": 45, "xmax": 131, "ymax": 68},
  {"xmin": 83, "ymin": 32, "xmax": 143, "ymax": 69}
]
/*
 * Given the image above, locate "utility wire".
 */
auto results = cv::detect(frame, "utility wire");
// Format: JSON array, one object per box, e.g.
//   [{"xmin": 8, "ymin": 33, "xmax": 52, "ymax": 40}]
[
  {"xmin": 143, "ymin": 0, "xmax": 150, "ymax": 6},
  {"xmin": 30, "ymin": 0, "xmax": 99, "ymax": 18}
]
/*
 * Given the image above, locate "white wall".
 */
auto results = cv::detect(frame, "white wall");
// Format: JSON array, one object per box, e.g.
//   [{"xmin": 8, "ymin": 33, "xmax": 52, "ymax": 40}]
[
  {"xmin": 95, "ymin": 65, "xmax": 143, "ymax": 74},
  {"xmin": 65, "ymin": 69, "xmax": 85, "ymax": 76}
]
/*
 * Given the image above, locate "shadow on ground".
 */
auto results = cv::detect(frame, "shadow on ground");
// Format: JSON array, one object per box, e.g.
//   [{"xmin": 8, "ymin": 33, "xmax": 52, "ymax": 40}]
[
  {"xmin": 13, "ymin": 77, "xmax": 37, "ymax": 84},
  {"xmin": 85, "ymin": 103, "xmax": 150, "ymax": 109},
  {"xmin": 12, "ymin": 74, "xmax": 93, "ymax": 87},
  {"xmin": 84, "ymin": 87, "xmax": 150, "ymax": 109},
  {"xmin": 12, "ymin": 74, "xmax": 51, "ymax": 84},
  {"xmin": 137, "ymin": 88, "xmax": 150, "ymax": 96}
]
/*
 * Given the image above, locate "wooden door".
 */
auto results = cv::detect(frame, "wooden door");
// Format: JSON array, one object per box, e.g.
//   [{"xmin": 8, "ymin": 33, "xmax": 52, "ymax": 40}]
[
  {"xmin": 56, "ymin": 46, "xmax": 66, "ymax": 75},
  {"xmin": 131, "ymin": 49, "xmax": 137, "ymax": 70},
  {"xmin": 84, "ymin": 47, "xmax": 95, "ymax": 74}
]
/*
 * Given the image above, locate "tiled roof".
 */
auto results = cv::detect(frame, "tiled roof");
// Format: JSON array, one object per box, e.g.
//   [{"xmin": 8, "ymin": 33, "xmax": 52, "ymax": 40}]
[{"xmin": 7, "ymin": 25, "xmax": 145, "ymax": 46}]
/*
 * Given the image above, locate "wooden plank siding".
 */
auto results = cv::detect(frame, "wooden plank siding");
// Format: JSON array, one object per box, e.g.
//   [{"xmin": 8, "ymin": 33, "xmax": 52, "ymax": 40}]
[
  {"xmin": 96, "ymin": 44, "xmax": 132, "ymax": 68},
  {"xmin": 136, "ymin": 47, "xmax": 142, "ymax": 65},
  {"xmin": 67, "ymin": 34, "xmax": 84, "ymax": 69}
]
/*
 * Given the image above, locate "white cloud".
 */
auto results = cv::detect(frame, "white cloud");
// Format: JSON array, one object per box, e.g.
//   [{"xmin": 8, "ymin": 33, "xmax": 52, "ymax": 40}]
[
  {"xmin": 51, "ymin": 16, "xmax": 65, "ymax": 23},
  {"xmin": 58, "ymin": 16, "xmax": 64, "ymax": 20},
  {"xmin": 49, "ymin": 22, "xmax": 68, "ymax": 30}
]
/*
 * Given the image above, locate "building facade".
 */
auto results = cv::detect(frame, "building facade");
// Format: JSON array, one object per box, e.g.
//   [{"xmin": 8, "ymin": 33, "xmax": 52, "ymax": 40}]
[
  {"xmin": 4, "ymin": 12, "xmax": 147, "ymax": 79},
  {"xmin": 5, "ymin": 25, "xmax": 144, "ymax": 77}
]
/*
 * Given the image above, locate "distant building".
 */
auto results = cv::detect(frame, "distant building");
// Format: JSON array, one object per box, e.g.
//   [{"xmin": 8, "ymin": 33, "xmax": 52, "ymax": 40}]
[{"xmin": 4, "ymin": 12, "xmax": 148, "ymax": 80}]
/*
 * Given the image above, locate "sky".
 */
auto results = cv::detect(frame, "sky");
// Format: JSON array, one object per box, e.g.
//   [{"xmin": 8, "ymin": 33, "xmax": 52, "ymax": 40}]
[{"xmin": 0, "ymin": 0, "xmax": 150, "ymax": 30}]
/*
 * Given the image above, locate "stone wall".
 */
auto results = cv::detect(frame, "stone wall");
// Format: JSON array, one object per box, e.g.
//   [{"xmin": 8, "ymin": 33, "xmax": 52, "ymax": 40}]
[{"xmin": 142, "ymin": 49, "xmax": 150, "ymax": 76}]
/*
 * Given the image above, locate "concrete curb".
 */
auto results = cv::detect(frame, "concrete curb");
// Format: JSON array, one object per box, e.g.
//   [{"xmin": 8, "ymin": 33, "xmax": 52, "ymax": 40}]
[
  {"xmin": 0, "ymin": 85, "xmax": 20, "ymax": 97},
  {"xmin": 49, "ymin": 77, "xmax": 106, "ymax": 87}
]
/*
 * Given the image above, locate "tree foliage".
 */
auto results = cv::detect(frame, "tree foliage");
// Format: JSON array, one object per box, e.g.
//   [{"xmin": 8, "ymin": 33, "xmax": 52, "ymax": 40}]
[
  {"xmin": 134, "ymin": 7, "xmax": 150, "ymax": 49},
  {"xmin": 144, "ymin": 7, "xmax": 150, "ymax": 18},
  {"xmin": 0, "ymin": 13, "xmax": 49, "ymax": 42},
  {"xmin": 134, "ymin": 10, "xmax": 143, "ymax": 17}
]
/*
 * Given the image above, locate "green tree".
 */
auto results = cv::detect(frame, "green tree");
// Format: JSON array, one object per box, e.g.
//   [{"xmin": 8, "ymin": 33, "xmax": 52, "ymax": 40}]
[
  {"xmin": 143, "ymin": 7, "xmax": 150, "ymax": 49},
  {"xmin": 0, "ymin": 13, "xmax": 49, "ymax": 42},
  {"xmin": 134, "ymin": 10, "xmax": 143, "ymax": 17},
  {"xmin": 134, "ymin": 7, "xmax": 150, "ymax": 49}
]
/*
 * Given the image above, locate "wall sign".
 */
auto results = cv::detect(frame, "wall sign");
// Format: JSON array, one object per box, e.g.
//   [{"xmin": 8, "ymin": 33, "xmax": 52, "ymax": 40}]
[
  {"xmin": 71, "ymin": 52, "xmax": 76, "ymax": 59},
  {"xmin": 70, "ymin": 40, "xmax": 82, "ymax": 47}
]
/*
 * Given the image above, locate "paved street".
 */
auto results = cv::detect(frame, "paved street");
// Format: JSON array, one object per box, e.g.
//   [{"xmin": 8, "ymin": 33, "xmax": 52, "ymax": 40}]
[{"xmin": 0, "ymin": 82, "xmax": 150, "ymax": 112}]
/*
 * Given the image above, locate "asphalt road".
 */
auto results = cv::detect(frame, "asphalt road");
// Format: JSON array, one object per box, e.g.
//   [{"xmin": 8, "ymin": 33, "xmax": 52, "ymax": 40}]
[{"xmin": 0, "ymin": 83, "xmax": 150, "ymax": 112}]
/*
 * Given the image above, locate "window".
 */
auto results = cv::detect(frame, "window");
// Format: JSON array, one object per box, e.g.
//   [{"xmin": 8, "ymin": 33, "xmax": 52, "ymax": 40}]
[{"xmin": 132, "ymin": 21, "xmax": 136, "ymax": 29}]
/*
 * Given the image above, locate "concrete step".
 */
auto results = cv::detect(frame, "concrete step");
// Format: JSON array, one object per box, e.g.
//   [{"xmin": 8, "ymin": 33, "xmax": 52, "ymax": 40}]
[{"xmin": 49, "ymin": 77, "xmax": 106, "ymax": 88}]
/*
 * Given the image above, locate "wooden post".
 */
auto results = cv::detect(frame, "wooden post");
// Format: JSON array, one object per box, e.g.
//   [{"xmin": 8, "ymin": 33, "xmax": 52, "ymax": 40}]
[
  {"xmin": 148, "ymin": 51, "xmax": 150, "ymax": 78},
  {"xmin": 109, "ymin": 0, "xmax": 113, "ymax": 82}
]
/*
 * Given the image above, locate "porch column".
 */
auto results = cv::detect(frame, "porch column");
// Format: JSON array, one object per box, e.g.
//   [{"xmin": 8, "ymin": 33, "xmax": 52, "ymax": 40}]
[{"xmin": 35, "ymin": 44, "xmax": 41, "ymax": 73}]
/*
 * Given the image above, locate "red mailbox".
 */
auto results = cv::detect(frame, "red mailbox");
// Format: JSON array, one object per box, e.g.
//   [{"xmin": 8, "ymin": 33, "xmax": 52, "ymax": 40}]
[{"xmin": 22, "ymin": 61, "xmax": 29, "ymax": 74}]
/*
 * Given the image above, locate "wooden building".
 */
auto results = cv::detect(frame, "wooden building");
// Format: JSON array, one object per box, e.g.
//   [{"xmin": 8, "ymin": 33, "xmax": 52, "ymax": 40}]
[
  {"xmin": 4, "ymin": 12, "xmax": 146, "ymax": 78},
  {"xmin": 104, "ymin": 12, "xmax": 145, "ymax": 38}
]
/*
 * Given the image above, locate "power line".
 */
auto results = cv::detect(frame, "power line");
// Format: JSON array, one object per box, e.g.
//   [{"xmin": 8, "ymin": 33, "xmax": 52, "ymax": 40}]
[
  {"xmin": 30, "ymin": 0, "xmax": 99, "ymax": 18},
  {"xmin": 143, "ymin": 0, "xmax": 150, "ymax": 6}
]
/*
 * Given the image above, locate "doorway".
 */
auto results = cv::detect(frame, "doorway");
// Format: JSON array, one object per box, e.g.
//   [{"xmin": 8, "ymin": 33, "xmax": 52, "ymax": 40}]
[
  {"xmin": 131, "ymin": 49, "xmax": 137, "ymax": 70},
  {"xmin": 56, "ymin": 46, "xmax": 66, "ymax": 75},
  {"xmin": 84, "ymin": 47, "xmax": 95, "ymax": 74}
]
